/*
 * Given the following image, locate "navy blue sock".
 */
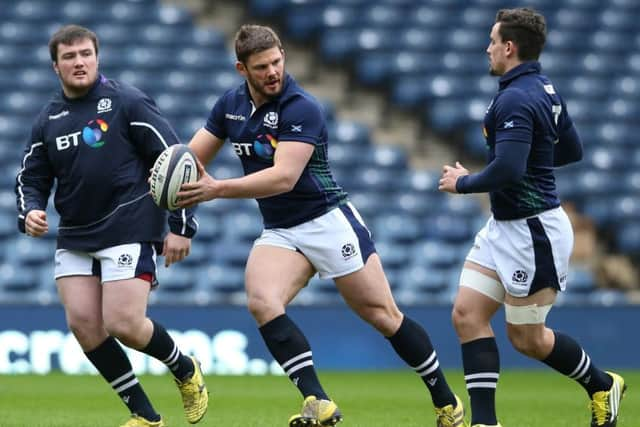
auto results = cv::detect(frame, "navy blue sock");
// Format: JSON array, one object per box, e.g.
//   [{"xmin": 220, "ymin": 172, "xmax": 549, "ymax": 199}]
[
  {"xmin": 85, "ymin": 336, "xmax": 160, "ymax": 421},
  {"xmin": 388, "ymin": 316, "xmax": 455, "ymax": 408},
  {"xmin": 462, "ymin": 337, "xmax": 499, "ymax": 426},
  {"xmin": 141, "ymin": 320, "xmax": 194, "ymax": 381},
  {"xmin": 542, "ymin": 331, "xmax": 613, "ymax": 397},
  {"xmin": 259, "ymin": 314, "xmax": 329, "ymax": 400}
]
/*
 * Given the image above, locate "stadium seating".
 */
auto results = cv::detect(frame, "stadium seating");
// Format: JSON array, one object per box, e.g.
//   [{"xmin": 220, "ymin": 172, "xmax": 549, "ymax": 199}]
[{"xmin": 0, "ymin": 0, "xmax": 634, "ymax": 306}]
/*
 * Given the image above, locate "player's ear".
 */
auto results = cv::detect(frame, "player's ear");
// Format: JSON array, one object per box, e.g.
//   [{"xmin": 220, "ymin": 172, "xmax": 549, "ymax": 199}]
[
  {"xmin": 235, "ymin": 60, "xmax": 247, "ymax": 77},
  {"xmin": 52, "ymin": 61, "xmax": 60, "ymax": 75}
]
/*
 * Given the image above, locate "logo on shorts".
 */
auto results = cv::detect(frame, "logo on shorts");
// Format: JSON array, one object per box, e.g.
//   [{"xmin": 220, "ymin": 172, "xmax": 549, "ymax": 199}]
[
  {"xmin": 341, "ymin": 243, "xmax": 357, "ymax": 260},
  {"xmin": 118, "ymin": 253, "xmax": 133, "ymax": 267},
  {"xmin": 511, "ymin": 270, "xmax": 528, "ymax": 285}
]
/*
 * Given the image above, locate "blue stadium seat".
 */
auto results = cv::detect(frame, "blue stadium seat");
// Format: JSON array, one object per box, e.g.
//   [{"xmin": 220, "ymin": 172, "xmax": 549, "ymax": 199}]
[
  {"xmin": 347, "ymin": 191, "xmax": 394, "ymax": 220},
  {"xmin": 211, "ymin": 240, "xmax": 253, "ymax": 268},
  {"xmin": 423, "ymin": 214, "xmax": 473, "ymax": 243},
  {"xmin": 362, "ymin": 145, "xmax": 408, "ymax": 170},
  {"xmin": 411, "ymin": 240, "xmax": 463, "ymax": 269},
  {"xmin": 390, "ymin": 191, "xmax": 445, "ymax": 217},
  {"xmin": 372, "ymin": 213, "xmax": 421, "ymax": 244},
  {"xmin": 0, "ymin": 115, "xmax": 32, "ymax": 142},
  {"xmin": 0, "ymin": 92, "xmax": 47, "ymax": 116},
  {"xmin": 196, "ymin": 264, "xmax": 245, "ymax": 294},
  {"xmin": 550, "ymin": 8, "xmax": 598, "ymax": 31},
  {"xmin": 566, "ymin": 76, "xmax": 609, "ymax": 100},
  {"xmin": 599, "ymin": 8, "xmax": 638, "ymax": 31},
  {"xmin": 0, "ymin": 262, "xmax": 38, "ymax": 291},
  {"xmin": 397, "ymin": 28, "xmax": 443, "ymax": 52},
  {"xmin": 566, "ymin": 266, "xmax": 597, "ymax": 293},
  {"xmin": 328, "ymin": 144, "xmax": 364, "ymax": 169},
  {"xmin": 155, "ymin": 263, "xmax": 195, "ymax": 292},
  {"xmin": 612, "ymin": 76, "xmax": 640, "ymax": 100},
  {"xmin": 222, "ymin": 212, "xmax": 263, "ymax": 242},
  {"xmin": 348, "ymin": 167, "xmax": 402, "ymax": 193},
  {"xmin": 615, "ymin": 222, "xmax": 640, "ymax": 254},
  {"xmin": 328, "ymin": 121, "xmax": 371, "ymax": 146},
  {"xmin": 603, "ymin": 99, "xmax": 640, "ymax": 123},
  {"xmin": 447, "ymin": 29, "xmax": 488, "ymax": 52},
  {"xmin": 399, "ymin": 169, "xmax": 441, "ymax": 194},
  {"xmin": 398, "ymin": 264, "xmax": 449, "ymax": 294},
  {"xmin": 177, "ymin": 48, "xmax": 235, "ymax": 71},
  {"xmin": 375, "ymin": 241, "xmax": 411, "ymax": 270},
  {"xmin": 546, "ymin": 30, "xmax": 591, "ymax": 52}
]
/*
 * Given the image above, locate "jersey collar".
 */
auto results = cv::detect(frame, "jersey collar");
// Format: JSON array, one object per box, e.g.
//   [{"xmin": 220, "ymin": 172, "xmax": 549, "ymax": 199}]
[{"xmin": 499, "ymin": 61, "xmax": 541, "ymax": 89}]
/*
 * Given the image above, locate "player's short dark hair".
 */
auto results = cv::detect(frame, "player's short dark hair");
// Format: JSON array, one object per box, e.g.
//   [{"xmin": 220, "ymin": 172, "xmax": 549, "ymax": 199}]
[
  {"xmin": 495, "ymin": 8, "xmax": 546, "ymax": 61},
  {"xmin": 49, "ymin": 24, "xmax": 99, "ymax": 62},
  {"xmin": 234, "ymin": 24, "xmax": 282, "ymax": 64}
]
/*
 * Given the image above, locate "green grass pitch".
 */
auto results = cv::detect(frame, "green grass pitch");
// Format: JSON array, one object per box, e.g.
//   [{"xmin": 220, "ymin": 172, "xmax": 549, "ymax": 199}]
[{"xmin": 1, "ymin": 370, "xmax": 638, "ymax": 426}]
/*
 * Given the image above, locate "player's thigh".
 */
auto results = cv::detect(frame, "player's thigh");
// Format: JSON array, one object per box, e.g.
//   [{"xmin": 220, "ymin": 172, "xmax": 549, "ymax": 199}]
[
  {"xmin": 245, "ymin": 243, "xmax": 315, "ymax": 305},
  {"xmin": 334, "ymin": 253, "xmax": 398, "ymax": 314},
  {"xmin": 55, "ymin": 249, "xmax": 103, "ymax": 323},
  {"xmin": 102, "ymin": 278, "xmax": 151, "ymax": 322}
]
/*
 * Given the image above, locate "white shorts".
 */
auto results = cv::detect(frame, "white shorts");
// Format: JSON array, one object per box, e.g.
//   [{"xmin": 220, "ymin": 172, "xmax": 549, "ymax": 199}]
[
  {"xmin": 254, "ymin": 203, "xmax": 376, "ymax": 279},
  {"xmin": 466, "ymin": 207, "xmax": 572, "ymax": 297},
  {"xmin": 54, "ymin": 243, "xmax": 158, "ymax": 284}
]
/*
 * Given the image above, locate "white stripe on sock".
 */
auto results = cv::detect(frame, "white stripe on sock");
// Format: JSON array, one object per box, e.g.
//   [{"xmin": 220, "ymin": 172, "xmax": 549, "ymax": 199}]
[
  {"xmin": 418, "ymin": 359, "xmax": 440, "ymax": 377},
  {"xmin": 114, "ymin": 377, "xmax": 139, "ymax": 393},
  {"xmin": 412, "ymin": 351, "xmax": 437, "ymax": 371},
  {"xmin": 286, "ymin": 360, "xmax": 314, "ymax": 376},
  {"xmin": 110, "ymin": 371, "xmax": 134, "ymax": 388},
  {"xmin": 464, "ymin": 373, "xmax": 500, "ymax": 381},
  {"xmin": 282, "ymin": 351, "xmax": 312, "ymax": 369},
  {"xmin": 568, "ymin": 350, "xmax": 587, "ymax": 378},
  {"xmin": 466, "ymin": 382, "xmax": 498, "ymax": 389}
]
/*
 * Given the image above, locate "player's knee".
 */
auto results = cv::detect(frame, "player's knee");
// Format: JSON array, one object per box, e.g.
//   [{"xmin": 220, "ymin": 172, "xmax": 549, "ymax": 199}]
[
  {"xmin": 103, "ymin": 311, "xmax": 143, "ymax": 343},
  {"xmin": 361, "ymin": 305, "xmax": 402, "ymax": 336},
  {"xmin": 507, "ymin": 327, "xmax": 547, "ymax": 359},
  {"xmin": 452, "ymin": 303, "xmax": 481, "ymax": 337},
  {"xmin": 66, "ymin": 311, "xmax": 101, "ymax": 339},
  {"xmin": 247, "ymin": 293, "xmax": 281, "ymax": 323}
]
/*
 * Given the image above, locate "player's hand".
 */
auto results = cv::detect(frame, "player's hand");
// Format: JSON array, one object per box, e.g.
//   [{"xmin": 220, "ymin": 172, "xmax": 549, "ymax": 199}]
[
  {"xmin": 162, "ymin": 232, "xmax": 191, "ymax": 267},
  {"xmin": 438, "ymin": 161, "xmax": 469, "ymax": 194},
  {"xmin": 25, "ymin": 210, "xmax": 48, "ymax": 237},
  {"xmin": 176, "ymin": 158, "xmax": 219, "ymax": 208}
]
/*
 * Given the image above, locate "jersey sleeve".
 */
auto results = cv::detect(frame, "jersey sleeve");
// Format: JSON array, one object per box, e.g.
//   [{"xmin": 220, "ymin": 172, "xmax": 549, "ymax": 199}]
[
  {"xmin": 124, "ymin": 86, "xmax": 183, "ymax": 167},
  {"xmin": 278, "ymin": 95, "xmax": 325, "ymax": 145},
  {"xmin": 554, "ymin": 98, "xmax": 583, "ymax": 166},
  {"xmin": 204, "ymin": 93, "xmax": 228, "ymax": 140},
  {"xmin": 493, "ymin": 88, "xmax": 535, "ymax": 146},
  {"xmin": 15, "ymin": 119, "xmax": 54, "ymax": 233}
]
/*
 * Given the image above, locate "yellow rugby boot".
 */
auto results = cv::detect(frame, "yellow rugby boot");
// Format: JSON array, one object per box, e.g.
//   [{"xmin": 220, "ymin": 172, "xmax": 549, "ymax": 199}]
[
  {"xmin": 175, "ymin": 356, "xmax": 209, "ymax": 424},
  {"xmin": 590, "ymin": 371, "xmax": 626, "ymax": 427},
  {"xmin": 288, "ymin": 395, "xmax": 343, "ymax": 426},
  {"xmin": 435, "ymin": 394, "xmax": 468, "ymax": 427},
  {"xmin": 119, "ymin": 414, "xmax": 164, "ymax": 427}
]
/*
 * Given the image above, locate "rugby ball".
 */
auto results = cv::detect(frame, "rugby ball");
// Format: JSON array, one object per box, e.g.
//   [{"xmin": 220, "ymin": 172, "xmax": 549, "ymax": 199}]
[{"xmin": 150, "ymin": 145, "xmax": 198, "ymax": 211}]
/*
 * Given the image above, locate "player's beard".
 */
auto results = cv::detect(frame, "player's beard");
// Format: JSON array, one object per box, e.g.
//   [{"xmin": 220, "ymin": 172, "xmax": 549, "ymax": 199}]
[{"xmin": 248, "ymin": 73, "xmax": 283, "ymax": 101}]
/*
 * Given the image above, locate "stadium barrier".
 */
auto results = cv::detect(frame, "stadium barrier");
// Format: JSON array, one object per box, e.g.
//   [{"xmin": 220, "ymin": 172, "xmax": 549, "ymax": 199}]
[{"xmin": 0, "ymin": 305, "xmax": 637, "ymax": 374}]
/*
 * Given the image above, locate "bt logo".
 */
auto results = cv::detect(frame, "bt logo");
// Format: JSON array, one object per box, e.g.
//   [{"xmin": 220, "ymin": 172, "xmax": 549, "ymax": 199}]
[
  {"xmin": 231, "ymin": 134, "xmax": 278, "ymax": 159},
  {"xmin": 56, "ymin": 119, "xmax": 109, "ymax": 151}
]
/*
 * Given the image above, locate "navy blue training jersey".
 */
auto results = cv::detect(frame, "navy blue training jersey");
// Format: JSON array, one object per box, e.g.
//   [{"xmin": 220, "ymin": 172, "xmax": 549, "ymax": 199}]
[
  {"xmin": 479, "ymin": 61, "xmax": 578, "ymax": 220},
  {"xmin": 205, "ymin": 74, "xmax": 348, "ymax": 228},
  {"xmin": 16, "ymin": 75, "xmax": 197, "ymax": 251}
]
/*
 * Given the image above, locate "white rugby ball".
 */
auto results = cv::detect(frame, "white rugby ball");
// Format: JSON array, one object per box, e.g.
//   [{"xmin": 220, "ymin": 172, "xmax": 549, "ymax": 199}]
[{"xmin": 150, "ymin": 145, "xmax": 198, "ymax": 211}]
